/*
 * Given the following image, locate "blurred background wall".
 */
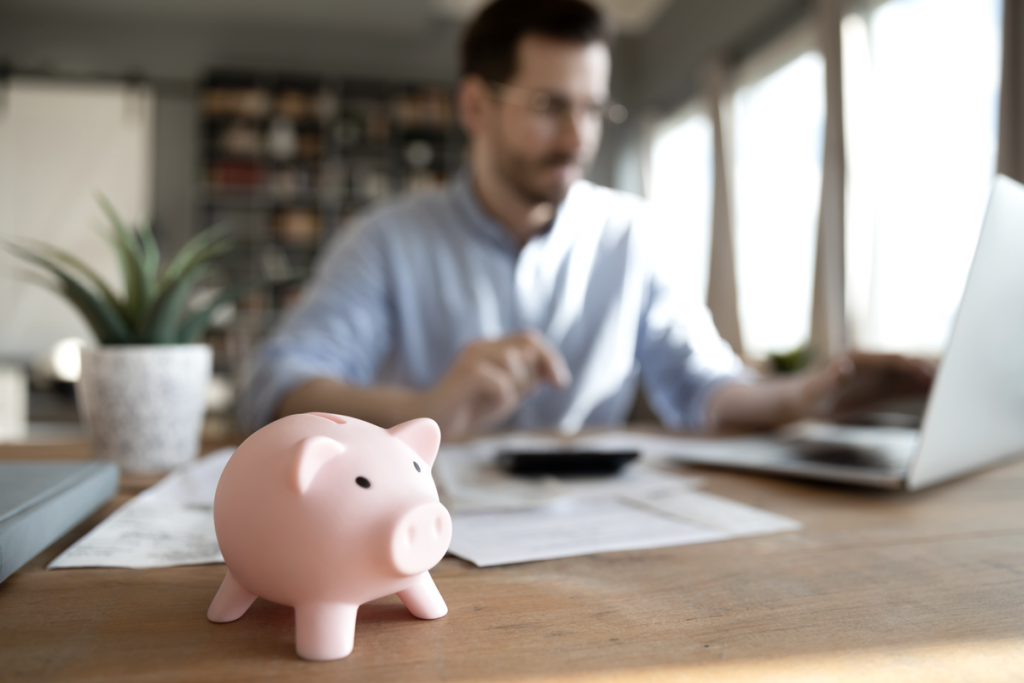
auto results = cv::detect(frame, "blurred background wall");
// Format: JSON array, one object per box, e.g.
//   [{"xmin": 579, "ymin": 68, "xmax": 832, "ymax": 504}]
[{"xmin": 0, "ymin": 0, "xmax": 807, "ymax": 240}]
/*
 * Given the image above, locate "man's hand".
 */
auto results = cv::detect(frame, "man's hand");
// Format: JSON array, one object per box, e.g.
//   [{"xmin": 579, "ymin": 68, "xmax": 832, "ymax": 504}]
[
  {"xmin": 274, "ymin": 331, "xmax": 570, "ymax": 440},
  {"xmin": 708, "ymin": 352, "xmax": 935, "ymax": 432},
  {"xmin": 417, "ymin": 331, "xmax": 572, "ymax": 441},
  {"xmin": 797, "ymin": 352, "xmax": 935, "ymax": 420}
]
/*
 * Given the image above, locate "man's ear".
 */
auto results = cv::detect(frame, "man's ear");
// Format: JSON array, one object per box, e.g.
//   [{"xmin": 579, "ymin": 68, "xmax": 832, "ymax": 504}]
[
  {"xmin": 457, "ymin": 74, "xmax": 490, "ymax": 140},
  {"xmin": 388, "ymin": 418, "xmax": 441, "ymax": 468},
  {"xmin": 290, "ymin": 436, "xmax": 346, "ymax": 495}
]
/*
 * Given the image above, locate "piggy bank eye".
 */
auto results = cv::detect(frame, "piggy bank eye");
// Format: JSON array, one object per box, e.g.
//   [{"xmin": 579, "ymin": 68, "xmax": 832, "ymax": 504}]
[
  {"xmin": 355, "ymin": 476, "xmax": 371, "ymax": 489},
  {"xmin": 413, "ymin": 461, "xmax": 421, "ymax": 473}
]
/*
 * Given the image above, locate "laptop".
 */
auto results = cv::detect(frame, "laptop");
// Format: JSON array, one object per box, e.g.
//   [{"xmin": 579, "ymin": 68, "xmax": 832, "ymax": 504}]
[{"xmin": 672, "ymin": 174, "xmax": 1024, "ymax": 490}]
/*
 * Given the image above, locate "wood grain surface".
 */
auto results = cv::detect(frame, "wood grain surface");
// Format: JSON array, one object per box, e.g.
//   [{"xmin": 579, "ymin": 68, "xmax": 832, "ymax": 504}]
[{"xmin": 1, "ymin": 441, "xmax": 1023, "ymax": 682}]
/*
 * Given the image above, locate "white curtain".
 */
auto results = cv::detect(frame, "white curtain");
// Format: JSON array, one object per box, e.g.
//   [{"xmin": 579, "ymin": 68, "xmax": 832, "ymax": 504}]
[
  {"xmin": 705, "ymin": 62, "xmax": 745, "ymax": 356},
  {"xmin": 810, "ymin": 0, "xmax": 847, "ymax": 359}
]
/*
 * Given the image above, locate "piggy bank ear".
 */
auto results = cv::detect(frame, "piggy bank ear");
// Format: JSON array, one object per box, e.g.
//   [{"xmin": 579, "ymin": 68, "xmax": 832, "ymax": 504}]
[
  {"xmin": 290, "ymin": 436, "xmax": 346, "ymax": 495},
  {"xmin": 388, "ymin": 418, "xmax": 441, "ymax": 467}
]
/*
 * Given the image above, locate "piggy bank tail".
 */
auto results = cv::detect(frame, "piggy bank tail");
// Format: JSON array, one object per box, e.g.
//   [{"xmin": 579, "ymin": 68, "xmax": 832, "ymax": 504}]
[{"xmin": 208, "ymin": 570, "xmax": 258, "ymax": 623}]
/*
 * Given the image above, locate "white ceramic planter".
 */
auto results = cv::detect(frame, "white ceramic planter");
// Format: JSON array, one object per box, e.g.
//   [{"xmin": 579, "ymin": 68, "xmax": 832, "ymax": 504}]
[{"xmin": 77, "ymin": 344, "xmax": 213, "ymax": 473}]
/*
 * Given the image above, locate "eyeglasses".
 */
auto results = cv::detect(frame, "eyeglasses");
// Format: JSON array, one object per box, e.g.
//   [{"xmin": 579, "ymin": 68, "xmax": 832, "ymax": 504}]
[{"xmin": 488, "ymin": 81, "xmax": 628, "ymax": 126}]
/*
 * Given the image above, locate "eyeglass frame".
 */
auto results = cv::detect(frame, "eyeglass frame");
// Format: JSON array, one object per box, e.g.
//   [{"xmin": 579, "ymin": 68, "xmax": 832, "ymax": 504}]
[{"xmin": 486, "ymin": 81, "xmax": 629, "ymax": 126}]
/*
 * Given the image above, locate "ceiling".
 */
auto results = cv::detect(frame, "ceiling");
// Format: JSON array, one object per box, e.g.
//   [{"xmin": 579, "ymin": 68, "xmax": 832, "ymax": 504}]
[
  {"xmin": 434, "ymin": 0, "xmax": 675, "ymax": 35},
  {"xmin": 2, "ymin": 0, "xmax": 675, "ymax": 36}
]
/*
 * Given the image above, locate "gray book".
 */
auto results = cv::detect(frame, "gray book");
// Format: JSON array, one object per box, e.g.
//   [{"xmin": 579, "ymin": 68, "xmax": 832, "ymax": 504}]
[{"xmin": 0, "ymin": 460, "xmax": 120, "ymax": 583}]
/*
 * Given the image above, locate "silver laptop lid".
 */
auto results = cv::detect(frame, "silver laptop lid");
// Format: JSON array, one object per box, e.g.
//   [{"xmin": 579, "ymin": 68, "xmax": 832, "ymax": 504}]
[{"xmin": 907, "ymin": 174, "xmax": 1024, "ymax": 490}]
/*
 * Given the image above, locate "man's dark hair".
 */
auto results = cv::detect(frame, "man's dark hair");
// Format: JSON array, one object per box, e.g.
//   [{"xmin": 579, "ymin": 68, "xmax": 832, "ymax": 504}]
[{"xmin": 460, "ymin": 0, "xmax": 610, "ymax": 82}]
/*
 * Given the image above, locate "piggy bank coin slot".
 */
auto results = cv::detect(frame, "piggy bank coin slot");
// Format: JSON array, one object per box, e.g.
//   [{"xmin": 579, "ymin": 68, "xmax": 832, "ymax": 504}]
[
  {"xmin": 310, "ymin": 412, "xmax": 348, "ymax": 425},
  {"xmin": 356, "ymin": 476, "xmax": 371, "ymax": 488}
]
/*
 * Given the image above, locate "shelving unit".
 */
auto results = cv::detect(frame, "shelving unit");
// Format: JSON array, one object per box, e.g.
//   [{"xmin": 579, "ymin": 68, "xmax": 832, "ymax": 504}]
[{"xmin": 196, "ymin": 71, "xmax": 465, "ymax": 388}]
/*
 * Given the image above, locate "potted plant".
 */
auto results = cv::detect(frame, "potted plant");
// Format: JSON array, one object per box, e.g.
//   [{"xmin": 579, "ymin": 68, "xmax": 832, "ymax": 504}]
[{"xmin": 7, "ymin": 197, "xmax": 248, "ymax": 472}]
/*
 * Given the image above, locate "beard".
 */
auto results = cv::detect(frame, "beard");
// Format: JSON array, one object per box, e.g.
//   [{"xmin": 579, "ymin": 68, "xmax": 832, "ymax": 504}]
[{"xmin": 494, "ymin": 146, "xmax": 584, "ymax": 206}]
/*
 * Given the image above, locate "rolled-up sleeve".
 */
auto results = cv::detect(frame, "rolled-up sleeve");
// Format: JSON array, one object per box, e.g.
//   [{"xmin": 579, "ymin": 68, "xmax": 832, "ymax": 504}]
[
  {"xmin": 237, "ymin": 216, "xmax": 393, "ymax": 433},
  {"xmin": 634, "ymin": 216, "xmax": 751, "ymax": 432}
]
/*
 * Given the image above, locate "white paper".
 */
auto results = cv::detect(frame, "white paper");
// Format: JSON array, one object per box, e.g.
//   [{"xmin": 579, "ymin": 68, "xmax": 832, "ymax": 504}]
[
  {"xmin": 48, "ymin": 432, "xmax": 803, "ymax": 570},
  {"xmin": 447, "ymin": 487, "xmax": 801, "ymax": 567},
  {"xmin": 47, "ymin": 498, "xmax": 224, "ymax": 569},
  {"xmin": 622, "ymin": 488, "xmax": 802, "ymax": 536},
  {"xmin": 48, "ymin": 447, "xmax": 234, "ymax": 570},
  {"xmin": 449, "ymin": 497, "xmax": 728, "ymax": 567},
  {"xmin": 136, "ymin": 448, "xmax": 234, "ymax": 507},
  {"xmin": 440, "ymin": 432, "xmax": 802, "ymax": 567}
]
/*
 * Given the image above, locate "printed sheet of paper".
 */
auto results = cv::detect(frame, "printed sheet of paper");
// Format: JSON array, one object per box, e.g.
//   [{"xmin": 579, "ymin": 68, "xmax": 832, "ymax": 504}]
[
  {"xmin": 47, "ymin": 498, "xmax": 224, "ymax": 569},
  {"xmin": 449, "ymin": 497, "xmax": 728, "ymax": 567},
  {"xmin": 622, "ymin": 488, "xmax": 802, "ymax": 537},
  {"xmin": 48, "ymin": 448, "xmax": 234, "ymax": 570},
  {"xmin": 441, "ymin": 432, "xmax": 802, "ymax": 567},
  {"xmin": 447, "ymin": 488, "xmax": 801, "ymax": 567}
]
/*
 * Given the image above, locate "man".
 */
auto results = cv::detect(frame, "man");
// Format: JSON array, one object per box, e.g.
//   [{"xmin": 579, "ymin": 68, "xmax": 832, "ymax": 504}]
[{"xmin": 239, "ymin": 0, "xmax": 931, "ymax": 439}]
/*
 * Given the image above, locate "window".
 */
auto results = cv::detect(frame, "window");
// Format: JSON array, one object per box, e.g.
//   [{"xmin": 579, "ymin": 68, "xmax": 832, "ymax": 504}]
[
  {"xmin": 644, "ymin": 0, "xmax": 1003, "ymax": 361},
  {"xmin": 843, "ymin": 0, "xmax": 1004, "ymax": 354},
  {"xmin": 731, "ymin": 31, "xmax": 825, "ymax": 359},
  {"xmin": 648, "ymin": 103, "xmax": 714, "ymax": 303}
]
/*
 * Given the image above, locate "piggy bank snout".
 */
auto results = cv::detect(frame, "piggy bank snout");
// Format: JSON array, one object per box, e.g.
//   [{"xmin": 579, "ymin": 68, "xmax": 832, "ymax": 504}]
[{"xmin": 389, "ymin": 503, "xmax": 452, "ymax": 576}]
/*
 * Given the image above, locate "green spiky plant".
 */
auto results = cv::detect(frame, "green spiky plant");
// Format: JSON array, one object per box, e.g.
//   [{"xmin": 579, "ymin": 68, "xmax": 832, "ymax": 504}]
[{"xmin": 6, "ymin": 196, "xmax": 250, "ymax": 344}]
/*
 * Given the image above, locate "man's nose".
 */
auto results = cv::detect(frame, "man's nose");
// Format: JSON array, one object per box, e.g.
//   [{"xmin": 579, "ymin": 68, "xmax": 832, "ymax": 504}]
[{"xmin": 556, "ymin": 108, "xmax": 588, "ymax": 152}]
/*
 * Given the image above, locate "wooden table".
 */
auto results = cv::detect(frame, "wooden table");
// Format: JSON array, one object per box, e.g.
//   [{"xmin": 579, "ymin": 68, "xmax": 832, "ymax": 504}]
[{"xmin": 2, "ymin": 440, "xmax": 1023, "ymax": 682}]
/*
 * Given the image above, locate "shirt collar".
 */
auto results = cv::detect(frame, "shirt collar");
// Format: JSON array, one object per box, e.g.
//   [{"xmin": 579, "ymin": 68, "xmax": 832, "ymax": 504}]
[
  {"xmin": 452, "ymin": 170, "xmax": 585, "ymax": 254},
  {"xmin": 452, "ymin": 170, "xmax": 521, "ymax": 254}
]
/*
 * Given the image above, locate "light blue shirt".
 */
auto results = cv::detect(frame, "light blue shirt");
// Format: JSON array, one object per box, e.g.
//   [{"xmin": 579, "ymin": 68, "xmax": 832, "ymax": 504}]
[{"xmin": 239, "ymin": 174, "xmax": 747, "ymax": 434}]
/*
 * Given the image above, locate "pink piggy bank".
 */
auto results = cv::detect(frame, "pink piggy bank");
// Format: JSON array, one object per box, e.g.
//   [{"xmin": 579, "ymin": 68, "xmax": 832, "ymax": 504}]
[{"xmin": 207, "ymin": 412, "xmax": 452, "ymax": 661}]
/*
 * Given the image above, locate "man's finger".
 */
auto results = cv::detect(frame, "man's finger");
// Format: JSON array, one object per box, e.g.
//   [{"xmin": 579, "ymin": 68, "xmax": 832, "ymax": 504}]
[
  {"xmin": 847, "ymin": 352, "xmax": 935, "ymax": 390},
  {"xmin": 513, "ymin": 332, "xmax": 572, "ymax": 388},
  {"xmin": 470, "ymin": 362, "xmax": 521, "ymax": 425},
  {"xmin": 849, "ymin": 352, "xmax": 934, "ymax": 376},
  {"xmin": 493, "ymin": 345, "xmax": 533, "ymax": 395}
]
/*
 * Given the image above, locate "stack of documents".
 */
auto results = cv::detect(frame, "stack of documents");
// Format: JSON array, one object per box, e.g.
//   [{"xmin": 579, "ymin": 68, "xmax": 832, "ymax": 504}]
[{"xmin": 48, "ymin": 432, "xmax": 801, "ymax": 571}]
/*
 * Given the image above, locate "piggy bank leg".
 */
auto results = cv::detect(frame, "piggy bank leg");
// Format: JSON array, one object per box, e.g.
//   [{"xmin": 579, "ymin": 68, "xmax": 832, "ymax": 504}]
[
  {"xmin": 294, "ymin": 603, "xmax": 359, "ymax": 661},
  {"xmin": 207, "ymin": 570, "xmax": 258, "ymax": 623},
  {"xmin": 397, "ymin": 571, "xmax": 448, "ymax": 620}
]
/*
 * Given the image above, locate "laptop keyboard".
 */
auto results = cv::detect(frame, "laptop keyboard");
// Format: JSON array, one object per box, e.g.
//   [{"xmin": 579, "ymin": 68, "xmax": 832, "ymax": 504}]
[
  {"xmin": 784, "ymin": 439, "xmax": 909, "ymax": 471},
  {"xmin": 779, "ymin": 424, "xmax": 920, "ymax": 473}
]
